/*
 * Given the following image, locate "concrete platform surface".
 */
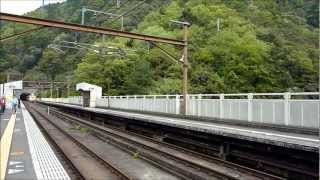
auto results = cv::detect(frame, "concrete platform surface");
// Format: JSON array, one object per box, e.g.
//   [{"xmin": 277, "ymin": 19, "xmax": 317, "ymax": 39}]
[
  {"xmin": 44, "ymin": 102, "xmax": 319, "ymax": 152},
  {"xmin": 0, "ymin": 103, "xmax": 70, "ymax": 180}
]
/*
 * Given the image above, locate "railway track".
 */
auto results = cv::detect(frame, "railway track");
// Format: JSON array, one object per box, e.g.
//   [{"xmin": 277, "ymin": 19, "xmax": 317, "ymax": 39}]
[
  {"xmin": 25, "ymin": 102, "xmax": 131, "ymax": 180},
  {"xmin": 30, "ymin": 102, "xmax": 284, "ymax": 180}
]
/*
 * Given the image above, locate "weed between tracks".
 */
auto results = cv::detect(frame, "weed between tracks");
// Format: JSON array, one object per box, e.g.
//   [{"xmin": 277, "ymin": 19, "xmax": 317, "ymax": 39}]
[
  {"xmin": 71, "ymin": 125, "xmax": 90, "ymax": 133},
  {"xmin": 133, "ymin": 152, "xmax": 140, "ymax": 159}
]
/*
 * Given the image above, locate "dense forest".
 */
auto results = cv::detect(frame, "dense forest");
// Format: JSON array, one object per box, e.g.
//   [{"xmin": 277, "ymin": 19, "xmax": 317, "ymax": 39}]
[{"xmin": 0, "ymin": 0, "xmax": 319, "ymax": 95}]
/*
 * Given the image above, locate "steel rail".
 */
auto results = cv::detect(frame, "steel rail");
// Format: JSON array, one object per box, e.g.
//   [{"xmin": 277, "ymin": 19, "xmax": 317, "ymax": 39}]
[
  {"xmin": 26, "ymin": 103, "xmax": 131, "ymax": 180},
  {"xmin": 0, "ymin": 12, "xmax": 185, "ymax": 46},
  {"xmin": 48, "ymin": 106, "xmax": 283, "ymax": 180},
  {"xmin": 24, "ymin": 103, "xmax": 85, "ymax": 180},
  {"xmin": 48, "ymin": 109, "xmax": 227, "ymax": 180}
]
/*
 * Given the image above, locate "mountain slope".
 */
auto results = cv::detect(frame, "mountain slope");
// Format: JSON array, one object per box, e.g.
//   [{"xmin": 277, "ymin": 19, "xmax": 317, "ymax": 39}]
[{"xmin": 0, "ymin": 0, "xmax": 318, "ymax": 94}]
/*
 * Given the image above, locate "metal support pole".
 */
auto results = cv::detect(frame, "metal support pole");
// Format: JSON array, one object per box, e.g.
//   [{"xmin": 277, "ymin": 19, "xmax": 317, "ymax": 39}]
[
  {"xmin": 50, "ymin": 82, "xmax": 53, "ymax": 98},
  {"xmin": 169, "ymin": 20, "xmax": 190, "ymax": 115},
  {"xmin": 121, "ymin": 16, "xmax": 124, "ymax": 31},
  {"xmin": 117, "ymin": 0, "xmax": 121, "ymax": 8},
  {"xmin": 181, "ymin": 24, "xmax": 188, "ymax": 115},
  {"xmin": 101, "ymin": 34, "xmax": 106, "ymax": 54},
  {"xmin": 81, "ymin": 7, "xmax": 85, "ymax": 25},
  {"xmin": 40, "ymin": 84, "xmax": 42, "ymax": 100},
  {"xmin": 67, "ymin": 85, "xmax": 70, "ymax": 97}
]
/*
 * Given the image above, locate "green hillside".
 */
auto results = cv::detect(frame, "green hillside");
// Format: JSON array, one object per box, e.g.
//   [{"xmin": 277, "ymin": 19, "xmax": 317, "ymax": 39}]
[{"xmin": 0, "ymin": 0, "xmax": 318, "ymax": 95}]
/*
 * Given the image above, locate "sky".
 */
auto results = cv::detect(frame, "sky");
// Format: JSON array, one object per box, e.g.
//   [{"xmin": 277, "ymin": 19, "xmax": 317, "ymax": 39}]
[{"xmin": 0, "ymin": 0, "xmax": 65, "ymax": 15}]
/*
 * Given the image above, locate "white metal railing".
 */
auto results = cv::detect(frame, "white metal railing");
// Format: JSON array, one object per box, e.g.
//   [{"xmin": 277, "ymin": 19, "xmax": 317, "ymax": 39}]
[
  {"xmin": 41, "ymin": 96, "xmax": 83, "ymax": 106},
  {"xmin": 96, "ymin": 92, "xmax": 319, "ymax": 128},
  {"xmin": 96, "ymin": 95, "xmax": 180, "ymax": 114}
]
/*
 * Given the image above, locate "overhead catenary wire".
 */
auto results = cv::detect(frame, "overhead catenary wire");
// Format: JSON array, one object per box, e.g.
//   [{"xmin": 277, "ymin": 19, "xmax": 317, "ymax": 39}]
[
  {"xmin": 149, "ymin": 41, "xmax": 182, "ymax": 64},
  {"xmin": 106, "ymin": 0, "xmax": 148, "ymax": 26},
  {"xmin": 0, "ymin": 26, "xmax": 46, "ymax": 42}
]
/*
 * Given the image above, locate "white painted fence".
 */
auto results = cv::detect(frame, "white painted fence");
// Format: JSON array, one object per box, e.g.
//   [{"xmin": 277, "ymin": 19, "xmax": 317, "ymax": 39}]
[
  {"xmin": 41, "ymin": 96, "xmax": 83, "ymax": 106},
  {"xmin": 95, "ymin": 92, "xmax": 319, "ymax": 128}
]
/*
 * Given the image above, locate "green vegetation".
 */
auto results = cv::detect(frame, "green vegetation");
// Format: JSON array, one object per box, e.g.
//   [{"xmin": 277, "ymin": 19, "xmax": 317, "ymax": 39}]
[
  {"xmin": 133, "ymin": 152, "xmax": 140, "ymax": 159},
  {"xmin": 72, "ymin": 124, "xmax": 89, "ymax": 133},
  {"xmin": 0, "ymin": 0, "xmax": 318, "ymax": 95}
]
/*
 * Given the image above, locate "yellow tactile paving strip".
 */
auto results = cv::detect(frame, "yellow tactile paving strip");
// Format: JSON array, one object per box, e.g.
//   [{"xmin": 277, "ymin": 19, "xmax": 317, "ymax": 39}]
[{"xmin": 0, "ymin": 113, "xmax": 16, "ymax": 180}]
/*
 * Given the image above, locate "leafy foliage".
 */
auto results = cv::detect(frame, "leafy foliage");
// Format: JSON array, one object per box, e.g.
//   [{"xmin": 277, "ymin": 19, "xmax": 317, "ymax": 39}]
[
  {"xmin": 37, "ymin": 49, "xmax": 65, "ymax": 81},
  {"xmin": 0, "ymin": 0, "xmax": 318, "ymax": 95}
]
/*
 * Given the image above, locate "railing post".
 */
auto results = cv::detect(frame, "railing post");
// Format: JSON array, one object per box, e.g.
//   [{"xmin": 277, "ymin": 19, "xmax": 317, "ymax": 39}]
[
  {"xmin": 134, "ymin": 95, "xmax": 137, "ymax": 110},
  {"xmin": 219, "ymin": 94, "xmax": 224, "ymax": 119},
  {"xmin": 248, "ymin": 93, "xmax": 253, "ymax": 122},
  {"xmin": 153, "ymin": 96, "xmax": 156, "ymax": 112},
  {"xmin": 284, "ymin": 92, "xmax": 291, "ymax": 126},
  {"xmin": 107, "ymin": 96, "xmax": 110, "ymax": 108},
  {"xmin": 197, "ymin": 94, "xmax": 202, "ymax": 116},
  {"xmin": 301, "ymin": 103, "xmax": 304, "ymax": 127},
  {"xmin": 165, "ymin": 95, "xmax": 169, "ymax": 113},
  {"xmin": 142, "ymin": 95, "xmax": 146, "ymax": 111},
  {"xmin": 126, "ymin": 96, "xmax": 129, "ymax": 109},
  {"xmin": 175, "ymin": 95, "xmax": 180, "ymax": 114}
]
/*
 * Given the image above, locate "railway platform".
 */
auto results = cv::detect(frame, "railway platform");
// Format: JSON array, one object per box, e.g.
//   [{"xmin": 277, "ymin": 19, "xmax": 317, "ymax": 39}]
[
  {"xmin": 0, "ymin": 103, "xmax": 70, "ymax": 180},
  {"xmin": 41, "ymin": 101, "xmax": 319, "ymax": 152}
]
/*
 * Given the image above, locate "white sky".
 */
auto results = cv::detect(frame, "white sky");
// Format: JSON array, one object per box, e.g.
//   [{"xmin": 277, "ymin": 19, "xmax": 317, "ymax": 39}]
[{"xmin": 0, "ymin": 0, "xmax": 65, "ymax": 15}]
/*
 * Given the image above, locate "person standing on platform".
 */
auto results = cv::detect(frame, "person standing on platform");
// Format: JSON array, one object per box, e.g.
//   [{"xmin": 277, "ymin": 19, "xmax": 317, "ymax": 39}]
[
  {"xmin": 11, "ymin": 97, "xmax": 18, "ymax": 114},
  {"xmin": 18, "ymin": 98, "xmax": 21, "ymax": 109}
]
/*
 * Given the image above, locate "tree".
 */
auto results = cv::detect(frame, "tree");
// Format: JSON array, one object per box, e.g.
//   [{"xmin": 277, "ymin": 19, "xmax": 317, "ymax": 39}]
[
  {"xmin": 124, "ymin": 59, "xmax": 153, "ymax": 94},
  {"xmin": 37, "ymin": 49, "xmax": 65, "ymax": 81},
  {"xmin": 1, "ymin": 0, "xmax": 318, "ymax": 94}
]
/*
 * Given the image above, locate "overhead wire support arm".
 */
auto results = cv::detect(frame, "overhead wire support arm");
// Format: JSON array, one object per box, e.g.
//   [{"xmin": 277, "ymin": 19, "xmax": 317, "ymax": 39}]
[{"xmin": 0, "ymin": 12, "xmax": 184, "ymax": 46}]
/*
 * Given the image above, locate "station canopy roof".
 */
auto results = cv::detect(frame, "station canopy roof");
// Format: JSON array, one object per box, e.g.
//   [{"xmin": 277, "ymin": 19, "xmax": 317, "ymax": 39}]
[{"xmin": 76, "ymin": 82, "xmax": 102, "ymax": 92}]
